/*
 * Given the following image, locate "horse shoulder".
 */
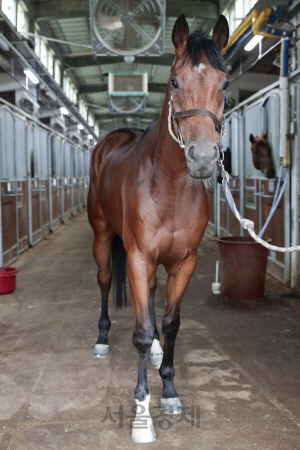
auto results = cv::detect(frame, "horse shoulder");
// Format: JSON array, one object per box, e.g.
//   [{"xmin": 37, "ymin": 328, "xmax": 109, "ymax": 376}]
[{"xmin": 90, "ymin": 128, "xmax": 144, "ymax": 178}]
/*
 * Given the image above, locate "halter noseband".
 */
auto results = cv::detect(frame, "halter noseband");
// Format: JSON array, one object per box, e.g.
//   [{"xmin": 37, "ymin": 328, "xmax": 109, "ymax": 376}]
[{"xmin": 168, "ymin": 94, "xmax": 224, "ymax": 150}]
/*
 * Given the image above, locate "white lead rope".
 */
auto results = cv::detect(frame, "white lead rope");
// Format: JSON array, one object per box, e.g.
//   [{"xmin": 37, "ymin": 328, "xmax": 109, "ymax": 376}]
[{"xmin": 221, "ymin": 168, "xmax": 300, "ymax": 253}]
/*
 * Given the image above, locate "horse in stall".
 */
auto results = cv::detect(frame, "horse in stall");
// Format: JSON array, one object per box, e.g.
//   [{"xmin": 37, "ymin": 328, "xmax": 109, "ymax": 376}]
[
  {"xmin": 249, "ymin": 131, "xmax": 276, "ymax": 178},
  {"xmin": 87, "ymin": 14, "xmax": 229, "ymax": 443}
]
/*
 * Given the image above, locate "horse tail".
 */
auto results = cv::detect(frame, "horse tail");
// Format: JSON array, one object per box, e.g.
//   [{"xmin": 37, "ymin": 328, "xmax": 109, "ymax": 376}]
[{"xmin": 111, "ymin": 234, "xmax": 127, "ymax": 308}]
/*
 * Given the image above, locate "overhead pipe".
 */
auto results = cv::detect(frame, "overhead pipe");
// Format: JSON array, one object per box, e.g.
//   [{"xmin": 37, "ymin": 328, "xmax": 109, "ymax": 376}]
[{"xmin": 223, "ymin": 9, "xmax": 259, "ymax": 54}]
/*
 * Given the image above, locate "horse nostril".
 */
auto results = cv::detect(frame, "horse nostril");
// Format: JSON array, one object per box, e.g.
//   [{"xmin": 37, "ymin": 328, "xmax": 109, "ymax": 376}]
[
  {"xmin": 188, "ymin": 146, "xmax": 195, "ymax": 162},
  {"xmin": 266, "ymin": 167, "xmax": 276, "ymax": 179}
]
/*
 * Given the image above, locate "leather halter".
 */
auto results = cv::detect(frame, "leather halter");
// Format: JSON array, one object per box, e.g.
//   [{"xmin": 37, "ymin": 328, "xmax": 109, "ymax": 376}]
[
  {"xmin": 168, "ymin": 95, "xmax": 225, "ymax": 150},
  {"xmin": 174, "ymin": 108, "xmax": 222, "ymax": 135}
]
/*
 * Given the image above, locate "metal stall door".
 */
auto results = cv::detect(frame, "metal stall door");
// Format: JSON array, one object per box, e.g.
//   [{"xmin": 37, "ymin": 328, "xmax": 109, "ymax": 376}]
[
  {"xmin": 70, "ymin": 145, "xmax": 78, "ymax": 215},
  {"xmin": 62, "ymin": 141, "xmax": 72, "ymax": 222},
  {"xmin": 244, "ymin": 92, "xmax": 287, "ymax": 283},
  {"xmin": 50, "ymin": 135, "xmax": 63, "ymax": 231},
  {"xmin": 83, "ymin": 151, "xmax": 90, "ymax": 207},
  {"xmin": 14, "ymin": 113, "xmax": 28, "ymax": 254},
  {"xmin": 39, "ymin": 128, "xmax": 50, "ymax": 238},
  {"xmin": 0, "ymin": 106, "xmax": 18, "ymax": 265},
  {"xmin": 28, "ymin": 123, "xmax": 49, "ymax": 246},
  {"xmin": 76, "ymin": 147, "xmax": 84, "ymax": 210}
]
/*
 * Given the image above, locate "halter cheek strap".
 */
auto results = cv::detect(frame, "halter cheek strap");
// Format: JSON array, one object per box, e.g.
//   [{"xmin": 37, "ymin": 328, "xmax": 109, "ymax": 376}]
[{"xmin": 168, "ymin": 94, "xmax": 224, "ymax": 149}]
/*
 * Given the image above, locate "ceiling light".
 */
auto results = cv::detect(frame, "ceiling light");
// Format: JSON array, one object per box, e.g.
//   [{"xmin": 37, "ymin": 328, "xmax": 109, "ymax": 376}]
[
  {"xmin": 88, "ymin": 134, "xmax": 93, "ymax": 139},
  {"xmin": 244, "ymin": 35, "xmax": 263, "ymax": 51},
  {"xmin": 24, "ymin": 68, "xmax": 39, "ymax": 84},
  {"xmin": 60, "ymin": 107, "xmax": 69, "ymax": 115},
  {"xmin": 124, "ymin": 56, "xmax": 135, "ymax": 63},
  {"xmin": 77, "ymin": 124, "xmax": 84, "ymax": 130},
  {"xmin": 94, "ymin": 141, "xmax": 97, "ymax": 145}
]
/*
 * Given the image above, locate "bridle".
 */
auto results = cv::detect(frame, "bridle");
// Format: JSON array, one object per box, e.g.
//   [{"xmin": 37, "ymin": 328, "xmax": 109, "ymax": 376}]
[{"xmin": 168, "ymin": 94, "xmax": 225, "ymax": 154}]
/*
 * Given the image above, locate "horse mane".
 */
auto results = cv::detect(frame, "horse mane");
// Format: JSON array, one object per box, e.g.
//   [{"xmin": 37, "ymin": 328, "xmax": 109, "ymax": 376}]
[{"xmin": 186, "ymin": 30, "xmax": 227, "ymax": 73}]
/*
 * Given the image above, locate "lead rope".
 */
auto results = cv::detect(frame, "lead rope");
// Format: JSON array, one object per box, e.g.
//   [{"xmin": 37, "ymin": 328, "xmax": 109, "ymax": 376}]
[{"xmin": 219, "ymin": 156, "xmax": 300, "ymax": 253}]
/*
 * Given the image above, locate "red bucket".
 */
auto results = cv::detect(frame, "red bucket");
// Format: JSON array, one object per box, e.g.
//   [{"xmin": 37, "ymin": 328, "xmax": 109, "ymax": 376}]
[{"xmin": 0, "ymin": 267, "xmax": 19, "ymax": 294}]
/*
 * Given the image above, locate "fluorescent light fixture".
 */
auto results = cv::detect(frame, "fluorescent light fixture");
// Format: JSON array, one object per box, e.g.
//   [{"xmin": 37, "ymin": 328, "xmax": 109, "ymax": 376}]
[
  {"xmin": 60, "ymin": 107, "xmax": 69, "ymax": 115},
  {"xmin": 24, "ymin": 68, "xmax": 39, "ymax": 84},
  {"xmin": 88, "ymin": 134, "xmax": 93, "ymax": 139},
  {"xmin": 77, "ymin": 124, "xmax": 84, "ymax": 130},
  {"xmin": 244, "ymin": 35, "xmax": 263, "ymax": 51}
]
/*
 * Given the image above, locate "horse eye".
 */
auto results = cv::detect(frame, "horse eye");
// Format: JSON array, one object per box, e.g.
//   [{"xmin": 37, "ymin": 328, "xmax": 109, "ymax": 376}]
[
  {"xmin": 253, "ymin": 150, "xmax": 259, "ymax": 156},
  {"xmin": 223, "ymin": 80, "xmax": 229, "ymax": 90},
  {"xmin": 171, "ymin": 78, "xmax": 179, "ymax": 89}
]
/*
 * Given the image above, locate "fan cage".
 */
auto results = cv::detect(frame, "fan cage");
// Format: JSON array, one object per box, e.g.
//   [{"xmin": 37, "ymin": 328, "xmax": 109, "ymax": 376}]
[
  {"xmin": 109, "ymin": 96, "xmax": 146, "ymax": 114},
  {"xmin": 108, "ymin": 71, "xmax": 148, "ymax": 96},
  {"xmin": 90, "ymin": 0, "xmax": 165, "ymax": 56}
]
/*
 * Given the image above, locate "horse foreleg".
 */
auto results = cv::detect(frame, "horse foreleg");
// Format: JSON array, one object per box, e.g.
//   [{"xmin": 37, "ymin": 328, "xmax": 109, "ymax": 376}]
[
  {"xmin": 160, "ymin": 252, "xmax": 198, "ymax": 415},
  {"xmin": 127, "ymin": 252, "xmax": 156, "ymax": 443},
  {"xmin": 148, "ymin": 276, "xmax": 163, "ymax": 369},
  {"xmin": 92, "ymin": 228, "xmax": 114, "ymax": 358}
]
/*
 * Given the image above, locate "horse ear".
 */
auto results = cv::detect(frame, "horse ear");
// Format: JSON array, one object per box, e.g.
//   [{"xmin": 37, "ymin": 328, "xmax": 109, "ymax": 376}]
[
  {"xmin": 212, "ymin": 15, "xmax": 229, "ymax": 51},
  {"xmin": 263, "ymin": 131, "xmax": 269, "ymax": 140},
  {"xmin": 172, "ymin": 15, "xmax": 189, "ymax": 51},
  {"xmin": 249, "ymin": 134, "xmax": 255, "ymax": 144}
]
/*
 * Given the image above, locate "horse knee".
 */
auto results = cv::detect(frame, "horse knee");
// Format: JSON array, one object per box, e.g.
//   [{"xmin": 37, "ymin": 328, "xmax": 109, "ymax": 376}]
[
  {"xmin": 162, "ymin": 312, "xmax": 180, "ymax": 342},
  {"xmin": 133, "ymin": 324, "xmax": 154, "ymax": 355}
]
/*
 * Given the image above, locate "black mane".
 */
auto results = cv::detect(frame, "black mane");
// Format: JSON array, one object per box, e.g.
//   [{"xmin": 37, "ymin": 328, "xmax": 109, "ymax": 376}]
[{"xmin": 186, "ymin": 30, "xmax": 227, "ymax": 73}]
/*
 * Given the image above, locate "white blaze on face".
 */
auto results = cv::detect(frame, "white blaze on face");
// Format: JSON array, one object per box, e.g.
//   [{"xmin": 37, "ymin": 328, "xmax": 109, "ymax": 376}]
[{"xmin": 194, "ymin": 63, "xmax": 206, "ymax": 74}]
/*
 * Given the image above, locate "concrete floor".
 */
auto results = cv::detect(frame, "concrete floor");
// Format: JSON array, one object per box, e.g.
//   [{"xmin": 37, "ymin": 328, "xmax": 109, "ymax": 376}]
[{"xmin": 1, "ymin": 211, "xmax": 300, "ymax": 450}]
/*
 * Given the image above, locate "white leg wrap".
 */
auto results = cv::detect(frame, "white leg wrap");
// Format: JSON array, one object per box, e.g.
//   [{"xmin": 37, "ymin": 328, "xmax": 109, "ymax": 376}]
[
  {"xmin": 150, "ymin": 339, "xmax": 163, "ymax": 369},
  {"xmin": 131, "ymin": 394, "xmax": 156, "ymax": 443}
]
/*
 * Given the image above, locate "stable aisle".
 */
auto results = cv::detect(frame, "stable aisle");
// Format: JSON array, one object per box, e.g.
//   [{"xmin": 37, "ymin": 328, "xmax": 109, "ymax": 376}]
[{"xmin": 1, "ymin": 211, "xmax": 300, "ymax": 450}]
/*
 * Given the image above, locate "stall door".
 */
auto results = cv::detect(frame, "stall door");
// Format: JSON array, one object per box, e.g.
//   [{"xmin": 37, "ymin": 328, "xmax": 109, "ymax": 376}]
[
  {"xmin": 62, "ymin": 141, "xmax": 72, "ymax": 222},
  {"xmin": 50, "ymin": 135, "xmax": 62, "ymax": 231},
  {"xmin": 0, "ymin": 106, "xmax": 27, "ymax": 265},
  {"xmin": 28, "ymin": 124, "xmax": 50, "ymax": 246}
]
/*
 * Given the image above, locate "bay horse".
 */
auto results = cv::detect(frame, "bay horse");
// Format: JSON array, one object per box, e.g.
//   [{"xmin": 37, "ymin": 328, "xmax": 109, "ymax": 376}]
[
  {"xmin": 249, "ymin": 131, "xmax": 276, "ymax": 178},
  {"xmin": 88, "ymin": 14, "xmax": 229, "ymax": 443}
]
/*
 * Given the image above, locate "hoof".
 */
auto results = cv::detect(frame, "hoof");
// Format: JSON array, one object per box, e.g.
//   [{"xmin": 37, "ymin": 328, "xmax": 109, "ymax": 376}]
[
  {"xmin": 160, "ymin": 397, "xmax": 182, "ymax": 415},
  {"xmin": 131, "ymin": 420, "xmax": 156, "ymax": 443},
  {"xmin": 93, "ymin": 344, "xmax": 109, "ymax": 358},
  {"xmin": 150, "ymin": 339, "xmax": 163, "ymax": 369}
]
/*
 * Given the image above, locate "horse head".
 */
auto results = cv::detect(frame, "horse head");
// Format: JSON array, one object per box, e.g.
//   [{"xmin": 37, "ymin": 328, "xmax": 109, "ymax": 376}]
[
  {"xmin": 170, "ymin": 14, "xmax": 229, "ymax": 179},
  {"xmin": 249, "ymin": 132, "xmax": 276, "ymax": 179}
]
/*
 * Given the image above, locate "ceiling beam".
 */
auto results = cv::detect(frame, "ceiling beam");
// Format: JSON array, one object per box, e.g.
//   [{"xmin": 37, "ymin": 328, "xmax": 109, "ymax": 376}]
[
  {"xmin": 79, "ymin": 83, "xmax": 167, "ymax": 95},
  {"xmin": 34, "ymin": 0, "xmax": 218, "ymax": 20},
  {"xmin": 97, "ymin": 113, "xmax": 159, "ymax": 121},
  {"xmin": 65, "ymin": 54, "xmax": 175, "ymax": 69}
]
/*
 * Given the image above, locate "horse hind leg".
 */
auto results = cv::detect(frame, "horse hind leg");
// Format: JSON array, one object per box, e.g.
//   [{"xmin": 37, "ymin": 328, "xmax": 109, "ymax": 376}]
[
  {"xmin": 92, "ymin": 227, "xmax": 115, "ymax": 358},
  {"xmin": 148, "ymin": 276, "xmax": 163, "ymax": 369}
]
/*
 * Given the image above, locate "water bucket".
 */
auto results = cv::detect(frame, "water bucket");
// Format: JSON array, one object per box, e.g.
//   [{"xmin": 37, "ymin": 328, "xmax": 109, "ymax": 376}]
[
  {"xmin": 217, "ymin": 236, "xmax": 271, "ymax": 300},
  {"xmin": 0, "ymin": 267, "xmax": 19, "ymax": 294}
]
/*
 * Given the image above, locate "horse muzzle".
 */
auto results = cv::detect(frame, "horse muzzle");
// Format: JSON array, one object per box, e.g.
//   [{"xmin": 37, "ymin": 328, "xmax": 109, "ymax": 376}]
[{"xmin": 185, "ymin": 144, "xmax": 218, "ymax": 179}]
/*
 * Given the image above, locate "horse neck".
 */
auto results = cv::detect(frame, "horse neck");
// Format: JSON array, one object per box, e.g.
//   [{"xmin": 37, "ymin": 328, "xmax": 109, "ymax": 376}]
[{"xmin": 152, "ymin": 83, "xmax": 188, "ymax": 187}]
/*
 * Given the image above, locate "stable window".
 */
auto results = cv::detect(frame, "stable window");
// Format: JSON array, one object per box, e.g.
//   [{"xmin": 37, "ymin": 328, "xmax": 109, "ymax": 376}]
[
  {"xmin": 35, "ymin": 27, "xmax": 41, "ymax": 58},
  {"xmin": 40, "ymin": 40, "xmax": 48, "ymax": 69},
  {"xmin": 16, "ymin": 1, "xmax": 29, "ymax": 33},
  {"xmin": 54, "ymin": 60, "xmax": 61, "ymax": 85},
  {"xmin": 1, "ymin": 0, "xmax": 17, "ymax": 26},
  {"xmin": 48, "ymin": 51, "xmax": 54, "ymax": 77}
]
